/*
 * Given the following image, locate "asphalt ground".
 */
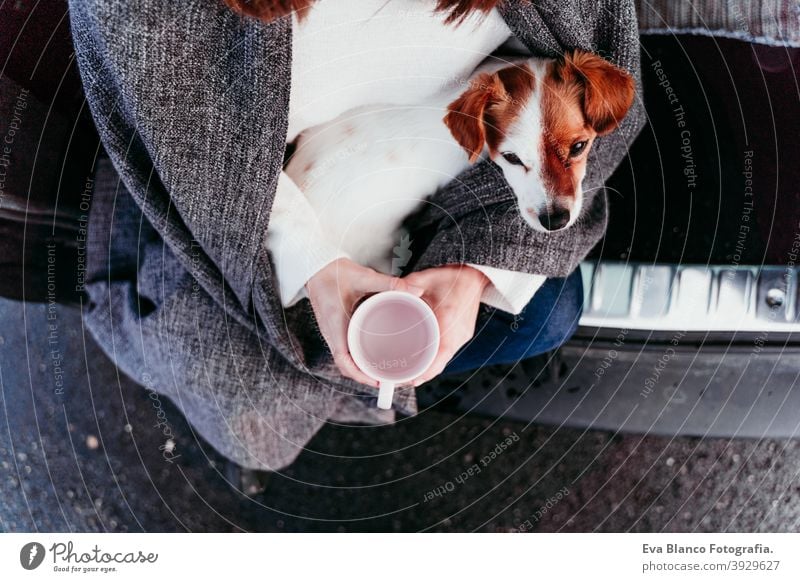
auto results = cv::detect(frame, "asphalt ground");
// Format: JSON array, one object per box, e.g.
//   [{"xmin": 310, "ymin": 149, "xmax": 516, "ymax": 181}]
[{"xmin": 1, "ymin": 299, "xmax": 799, "ymax": 532}]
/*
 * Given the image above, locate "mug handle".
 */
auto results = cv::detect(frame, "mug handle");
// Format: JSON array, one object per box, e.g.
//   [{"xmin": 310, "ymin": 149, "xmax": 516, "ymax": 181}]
[{"xmin": 377, "ymin": 381, "xmax": 395, "ymax": 410}]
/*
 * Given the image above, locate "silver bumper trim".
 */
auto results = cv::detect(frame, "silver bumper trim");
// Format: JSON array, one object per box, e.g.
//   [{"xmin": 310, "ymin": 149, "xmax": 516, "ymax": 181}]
[{"xmin": 578, "ymin": 262, "xmax": 800, "ymax": 332}]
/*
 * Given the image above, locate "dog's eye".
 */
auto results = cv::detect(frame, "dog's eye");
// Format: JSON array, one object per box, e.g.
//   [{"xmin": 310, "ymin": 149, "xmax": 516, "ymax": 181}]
[
  {"xmin": 502, "ymin": 152, "xmax": 524, "ymax": 166},
  {"xmin": 569, "ymin": 141, "xmax": 588, "ymax": 157}
]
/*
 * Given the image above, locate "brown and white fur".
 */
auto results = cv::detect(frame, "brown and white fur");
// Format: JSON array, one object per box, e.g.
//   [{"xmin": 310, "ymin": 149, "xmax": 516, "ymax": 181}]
[{"xmin": 286, "ymin": 50, "xmax": 634, "ymax": 273}]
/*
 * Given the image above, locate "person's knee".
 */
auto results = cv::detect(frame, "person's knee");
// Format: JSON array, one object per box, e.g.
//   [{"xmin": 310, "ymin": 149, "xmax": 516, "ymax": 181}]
[
  {"xmin": 442, "ymin": 269, "xmax": 584, "ymax": 373},
  {"xmin": 544, "ymin": 272, "xmax": 583, "ymax": 348},
  {"xmin": 536, "ymin": 306, "xmax": 581, "ymax": 353},
  {"xmin": 514, "ymin": 270, "xmax": 583, "ymax": 356},
  {"xmin": 224, "ymin": 411, "xmax": 306, "ymax": 471}
]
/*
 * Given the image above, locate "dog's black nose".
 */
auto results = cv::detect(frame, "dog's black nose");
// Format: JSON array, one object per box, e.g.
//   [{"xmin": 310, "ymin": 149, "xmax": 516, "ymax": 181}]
[{"xmin": 541, "ymin": 210, "xmax": 570, "ymax": 231}]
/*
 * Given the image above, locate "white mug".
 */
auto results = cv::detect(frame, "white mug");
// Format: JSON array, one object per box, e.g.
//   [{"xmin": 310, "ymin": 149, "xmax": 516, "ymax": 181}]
[{"xmin": 347, "ymin": 290, "xmax": 440, "ymax": 409}]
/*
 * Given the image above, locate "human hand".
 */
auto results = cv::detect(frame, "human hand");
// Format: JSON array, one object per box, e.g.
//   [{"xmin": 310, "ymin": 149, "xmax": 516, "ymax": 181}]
[
  {"xmin": 305, "ymin": 258, "xmax": 424, "ymax": 387},
  {"xmin": 402, "ymin": 264, "xmax": 490, "ymax": 386}
]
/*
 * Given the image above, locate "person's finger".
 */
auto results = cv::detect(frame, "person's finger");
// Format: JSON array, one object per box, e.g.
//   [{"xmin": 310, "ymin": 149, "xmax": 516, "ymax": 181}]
[
  {"xmin": 413, "ymin": 316, "xmax": 476, "ymax": 386},
  {"xmin": 356, "ymin": 271, "xmax": 423, "ymax": 296},
  {"xmin": 412, "ymin": 341, "xmax": 457, "ymax": 386},
  {"xmin": 319, "ymin": 307, "xmax": 379, "ymax": 386},
  {"xmin": 317, "ymin": 304, "xmax": 346, "ymax": 343},
  {"xmin": 401, "ymin": 271, "xmax": 430, "ymax": 290},
  {"xmin": 393, "ymin": 278, "xmax": 425, "ymax": 297},
  {"xmin": 317, "ymin": 307, "xmax": 352, "ymax": 361},
  {"xmin": 412, "ymin": 358, "xmax": 449, "ymax": 387}
]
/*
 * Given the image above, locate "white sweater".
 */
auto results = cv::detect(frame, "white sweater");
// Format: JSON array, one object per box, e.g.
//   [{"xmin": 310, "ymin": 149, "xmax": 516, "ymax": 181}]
[{"xmin": 266, "ymin": 0, "xmax": 546, "ymax": 314}]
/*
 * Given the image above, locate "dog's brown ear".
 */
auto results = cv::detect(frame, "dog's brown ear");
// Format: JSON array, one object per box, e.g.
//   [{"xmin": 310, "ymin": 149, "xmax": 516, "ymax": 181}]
[
  {"xmin": 444, "ymin": 72, "xmax": 502, "ymax": 163},
  {"xmin": 561, "ymin": 50, "xmax": 635, "ymax": 135}
]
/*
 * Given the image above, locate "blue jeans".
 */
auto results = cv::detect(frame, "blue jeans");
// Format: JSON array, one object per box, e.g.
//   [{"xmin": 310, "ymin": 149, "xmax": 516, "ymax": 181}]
[{"xmin": 442, "ymin": 269, "xmax": 583, "ymax": 375}]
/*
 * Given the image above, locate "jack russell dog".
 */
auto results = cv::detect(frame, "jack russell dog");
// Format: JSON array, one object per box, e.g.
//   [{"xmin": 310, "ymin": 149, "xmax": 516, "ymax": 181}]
[{"xmin": 285, "ymin": 50, "xmax": 635, "ymax": 274}]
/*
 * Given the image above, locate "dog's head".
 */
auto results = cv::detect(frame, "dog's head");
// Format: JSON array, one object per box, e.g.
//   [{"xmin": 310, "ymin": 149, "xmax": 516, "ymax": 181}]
[{"xmin": 444, "ymin": 50, "xmax": 635, "ymax": 232}]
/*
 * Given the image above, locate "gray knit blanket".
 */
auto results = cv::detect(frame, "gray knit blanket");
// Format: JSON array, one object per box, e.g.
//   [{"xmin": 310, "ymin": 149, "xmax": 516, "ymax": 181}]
[
  {"xmin": 69, "ymin": 0, "xmax": 644, "ymax": 470},
  {"xmin": 637, "ymin": 0, "xmax": 800, "ymax": 47}
]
